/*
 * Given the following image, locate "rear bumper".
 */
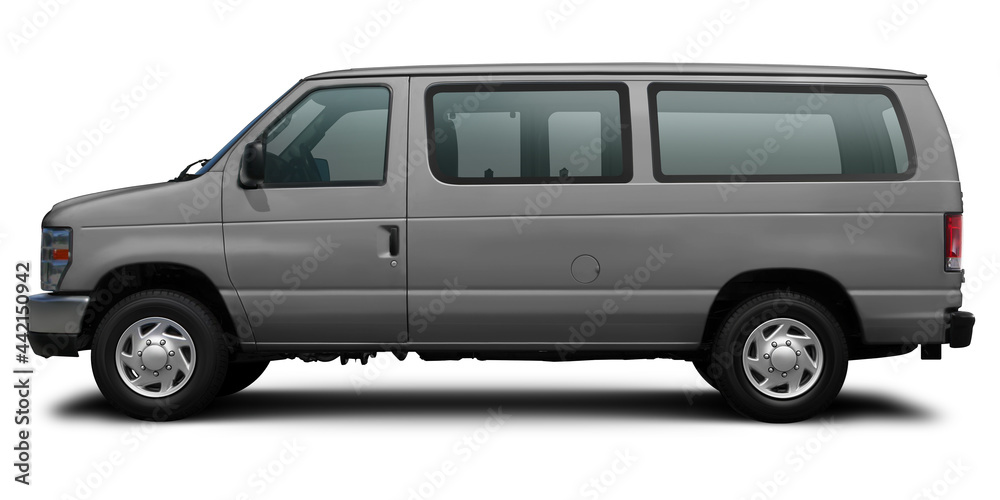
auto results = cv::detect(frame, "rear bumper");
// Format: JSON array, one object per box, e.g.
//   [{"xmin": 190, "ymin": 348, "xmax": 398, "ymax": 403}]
[
  {"xmin": 27, "ymin": 293, "xmax": 90, "ymax": 358},
  {"xmin": 946, "ymin": 310, "xmax": 975, "ymax": 348},
  {"xmin": 851, "ymin": 288, "xmax": 966, "ymax": 344},
  {"xmin": 920, "ymin": 310, "xmax": 974, "ymax": 360}
]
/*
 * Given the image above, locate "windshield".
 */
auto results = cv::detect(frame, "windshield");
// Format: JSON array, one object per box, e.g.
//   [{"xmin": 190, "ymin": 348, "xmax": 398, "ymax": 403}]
[{"xmin": 193, "ymin": 83, "xmax": 298, "ymax": 176}]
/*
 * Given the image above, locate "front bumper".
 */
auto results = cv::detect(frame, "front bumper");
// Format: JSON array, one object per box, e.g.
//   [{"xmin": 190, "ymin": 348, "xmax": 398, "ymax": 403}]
[{"xmin": 27, "ymin": 293, "xmax": 90, "ymax": 358}]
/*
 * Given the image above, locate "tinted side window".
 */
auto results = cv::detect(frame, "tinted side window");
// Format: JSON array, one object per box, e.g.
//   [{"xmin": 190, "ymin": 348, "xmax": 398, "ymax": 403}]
[
  {"xmin": 427, "ymin": 84, "xmax": 631, "ymax": 184},
  {"xmin": 263, "ymin": 86, "xmax": 390, "ymax": 186},
  {"xmin": 649, "ymin": 85, "xmax": 912, "ymax": 181}
]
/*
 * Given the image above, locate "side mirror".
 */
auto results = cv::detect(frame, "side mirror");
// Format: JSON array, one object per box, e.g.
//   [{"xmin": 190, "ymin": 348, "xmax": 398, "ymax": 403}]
[{"xmin": 239, "ymin": 140, "xmax": 265, "ymax": 188}]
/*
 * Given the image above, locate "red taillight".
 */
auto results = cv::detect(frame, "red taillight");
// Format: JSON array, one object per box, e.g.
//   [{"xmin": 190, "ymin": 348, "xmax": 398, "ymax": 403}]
[
  {"xmin": 945, "ymin": 213, "xmax": 962, "ymax": 272},
  {"xmin": 52, "ymin": 248, "xmax": 70, "ymax": 261}
]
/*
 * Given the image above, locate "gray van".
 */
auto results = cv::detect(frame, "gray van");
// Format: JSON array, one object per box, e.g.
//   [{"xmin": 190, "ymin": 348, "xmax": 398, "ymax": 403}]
[{"xmin": 28, "ymin": 63, "xmax": 974, "ymax": 422}]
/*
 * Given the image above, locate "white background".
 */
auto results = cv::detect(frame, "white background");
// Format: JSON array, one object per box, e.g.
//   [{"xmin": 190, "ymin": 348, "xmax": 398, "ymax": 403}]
[{"xmin": 2, "ymin": 0, "xmax": 998, "ymax": 499}]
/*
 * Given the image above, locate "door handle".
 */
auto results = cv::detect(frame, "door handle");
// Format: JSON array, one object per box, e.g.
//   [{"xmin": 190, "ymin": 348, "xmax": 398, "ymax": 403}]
[{"xmin": 388, "ymin": 226, "xmax": 399, "ymax": 256}]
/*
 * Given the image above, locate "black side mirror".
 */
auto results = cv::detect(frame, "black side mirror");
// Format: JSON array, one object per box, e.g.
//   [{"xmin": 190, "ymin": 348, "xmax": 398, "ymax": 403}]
[{"xmin": 239, "ymin": 140, "xmax": 265, "ymax": 188}]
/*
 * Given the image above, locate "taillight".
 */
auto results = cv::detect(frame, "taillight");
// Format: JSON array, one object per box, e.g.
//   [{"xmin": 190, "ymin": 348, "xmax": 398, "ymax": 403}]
[{"xmin": 945, "ymin": 214, "xmax": 962, "ymax": 272}]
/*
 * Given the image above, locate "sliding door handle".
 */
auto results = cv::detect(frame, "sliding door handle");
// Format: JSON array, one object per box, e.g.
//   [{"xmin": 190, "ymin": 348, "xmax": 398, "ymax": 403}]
[{"xmin": 388, "ymin": 226, "xmax": 399, "ymax": 256}]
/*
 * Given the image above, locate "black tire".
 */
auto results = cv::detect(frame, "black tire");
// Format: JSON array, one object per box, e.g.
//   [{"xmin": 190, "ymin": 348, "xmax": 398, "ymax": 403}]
[
  {"xmin": 709, "ymin": 291, "xmax": 848, "ymax": 423},
  {"xmin": 217, "ymin": 361, "xmax": 269, "ymax": 397},
  {"xmin": 91, "ymin": 290, "xmax": 229, "ymax": 420},
  {"xmin": 692, "ymin": 358, "xmax": 719, "ymax": 390}
]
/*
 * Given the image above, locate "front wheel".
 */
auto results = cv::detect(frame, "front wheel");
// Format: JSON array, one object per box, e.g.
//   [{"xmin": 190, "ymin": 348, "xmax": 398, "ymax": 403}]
[
  {"xmin": 710, "ymin": 291, "xmax": 848, "ymax": 423},
  {"xmin": 92, "ymin": 290, "xmax": 229, "ymax": 420}
]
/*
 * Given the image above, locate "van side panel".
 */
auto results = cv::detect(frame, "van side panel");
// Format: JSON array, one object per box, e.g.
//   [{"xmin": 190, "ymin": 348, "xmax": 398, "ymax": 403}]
[
  {"xmin": 406, "ymin": 76, "xmax": 961, "ymax": 349},
  {"xmin": 848, "ymin": 82, "xmax": 963, "ymax": 344},
  {"xmin": 42, "ymin": 171, "xmax": 255, "ymax": 346}
]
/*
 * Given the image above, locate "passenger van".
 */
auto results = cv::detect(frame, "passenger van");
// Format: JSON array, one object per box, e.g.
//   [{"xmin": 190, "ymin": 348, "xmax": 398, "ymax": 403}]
[{"xmin": 28, "ymin": 63, "xmax": 974, "ymax": 422}]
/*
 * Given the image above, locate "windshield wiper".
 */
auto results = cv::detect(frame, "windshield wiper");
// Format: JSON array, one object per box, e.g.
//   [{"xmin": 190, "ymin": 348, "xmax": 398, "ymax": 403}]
[{"xmin": 172, "ymin": 159, "xmax": 210, "ymax": 182}]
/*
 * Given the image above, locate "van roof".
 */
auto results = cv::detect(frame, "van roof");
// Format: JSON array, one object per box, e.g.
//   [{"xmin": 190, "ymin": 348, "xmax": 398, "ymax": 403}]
[{"xmin": 305, "ymin": 63, "xmax": 926, "ymax": 80}]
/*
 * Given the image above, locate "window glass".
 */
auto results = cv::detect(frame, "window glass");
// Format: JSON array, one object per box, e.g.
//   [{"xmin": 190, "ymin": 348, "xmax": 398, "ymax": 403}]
[
  {"xmin": 429, "ymin": 86, "xmax": 630, "ymax": 183},
  {"xmin": 651, "ymin": 87, "xmax": 911, "ymax": 179},
  {"xmin": 549, "ymin": 111, "xmax": 603, "ymax": 177},
  {"xmin": 882, "ymin": 108, "xmax": 910, "ymax": 174},
  {"xmin": 263, "ymin": 86, "xmax": 389, "ymax": 185},
  {"xmin": 658, "ymin": 111, "xmax": 841, "ymax": 175},
  {"xmin": 453, "ymin": 111, "xmax": 521, "ymax": 178}
]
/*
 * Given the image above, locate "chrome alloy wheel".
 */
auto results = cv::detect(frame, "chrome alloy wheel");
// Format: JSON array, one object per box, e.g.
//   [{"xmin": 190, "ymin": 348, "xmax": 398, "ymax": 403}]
[
  {"xmin": 115, "ymin": 317, "xmax": 197, "ymax": 398},
  {"xmin": 741, "ymin": 318, "xmax": 824, "ymax": 399}
]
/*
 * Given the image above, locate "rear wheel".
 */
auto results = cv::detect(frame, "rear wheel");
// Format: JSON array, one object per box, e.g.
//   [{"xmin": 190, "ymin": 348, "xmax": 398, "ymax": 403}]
[
  {"xmin": 92, "ymin": 290, "xmax": 228, "ymax": 420},
  {"xmin": 710, "ymin": 291, "xmax": 848, "ymax": 423},
  {"xmin": 217, "ymin": 361, "xmax": 269, "ymax": 397}
]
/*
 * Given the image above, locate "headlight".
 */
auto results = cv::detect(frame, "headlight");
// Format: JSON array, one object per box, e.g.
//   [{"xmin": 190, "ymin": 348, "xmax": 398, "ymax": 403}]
[{"xmin": 41, "ymin": 228, "xmax": 72, "ymax": 291}]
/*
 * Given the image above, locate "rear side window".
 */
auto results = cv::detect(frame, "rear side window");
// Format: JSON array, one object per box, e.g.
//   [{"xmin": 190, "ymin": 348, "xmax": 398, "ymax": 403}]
[
  {"xmin": 427, "ymin": 83, "xmax": 632, "ymax": 184},
  {"xmin": 649, "ymin": 84, "xmax": 913, "ymax": 181}
]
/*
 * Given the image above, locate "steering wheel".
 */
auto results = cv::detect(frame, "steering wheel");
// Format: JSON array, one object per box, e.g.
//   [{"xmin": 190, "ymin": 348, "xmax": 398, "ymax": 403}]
[
  {"xmin": 262, "ymin": 152, "xmax": 289, "ymax": 183},
  {"xmin": 296, "ymin": 144, "xmax": 321, "ymax": 182},
  {"xmin": 264, "ymin": 147, "xmax": 321, "ymax": 184}
]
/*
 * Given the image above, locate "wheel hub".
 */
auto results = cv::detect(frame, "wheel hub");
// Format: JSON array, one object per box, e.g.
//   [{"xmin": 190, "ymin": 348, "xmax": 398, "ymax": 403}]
[
  {"xmin": 741, "ymin": 318, "xmax": 824, "ymax": 399},
  {"xmin": 139, "ymin": 345, "xmax": 168, "ymax": 371},
  {"xmin": 115, "ymin": 317, "xmax": 196, "ymax": 398},
  {"xmin": 769, "ymin": 345, "xmax": 798, "ymax": 372}
]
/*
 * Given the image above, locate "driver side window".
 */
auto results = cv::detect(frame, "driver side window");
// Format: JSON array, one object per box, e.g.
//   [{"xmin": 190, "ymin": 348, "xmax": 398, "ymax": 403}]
[{"xmin": 263, "ymin": 86, "xmax": 390, "ymax": 186}]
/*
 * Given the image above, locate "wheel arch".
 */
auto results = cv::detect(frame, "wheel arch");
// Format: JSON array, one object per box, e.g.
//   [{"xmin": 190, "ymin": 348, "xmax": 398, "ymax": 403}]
[
  {"xmin": 700, "ymin": 268, "xmax": 863, "ymax": 352},
  {"xmin": 78, "ymin": 262, "xmax": 251, "ymax": 351}
]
